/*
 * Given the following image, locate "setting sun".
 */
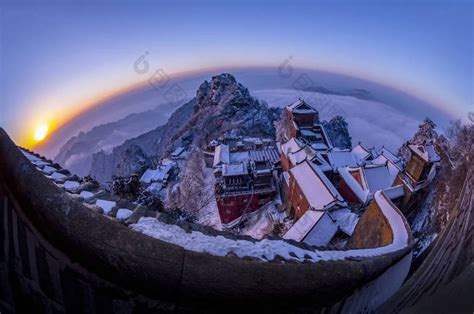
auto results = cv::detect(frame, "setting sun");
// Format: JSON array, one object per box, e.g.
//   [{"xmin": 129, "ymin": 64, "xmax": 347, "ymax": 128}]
[{"xmin": 33, "ymin": 124, "xmax": 49, "ymax": 142}]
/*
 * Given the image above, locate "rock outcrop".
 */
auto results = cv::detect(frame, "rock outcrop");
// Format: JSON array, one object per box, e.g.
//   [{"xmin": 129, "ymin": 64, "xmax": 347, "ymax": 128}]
[
  {"xmin": 89, "ymin": 73, "xmax": 281, "ymax": 184},
  {"xmin": 322, "ymin": 115, "xmax": 352, "ymax": 149}
]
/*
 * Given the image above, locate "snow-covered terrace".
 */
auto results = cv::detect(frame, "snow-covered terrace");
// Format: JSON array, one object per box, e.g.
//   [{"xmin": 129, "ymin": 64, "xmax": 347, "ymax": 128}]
[{"xmin": 19, "ymin": 147, "xmax": 412, "ymax": 264}]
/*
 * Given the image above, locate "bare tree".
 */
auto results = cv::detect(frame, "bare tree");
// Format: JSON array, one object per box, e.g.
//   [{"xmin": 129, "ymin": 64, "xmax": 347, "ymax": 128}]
[
  {"xmin": 168, "ymin": 149, "xmax": 215, "ymax": 219},
  {"xmin": 274, "ymin": 109, "xmax": 290, "ymax": 142}
]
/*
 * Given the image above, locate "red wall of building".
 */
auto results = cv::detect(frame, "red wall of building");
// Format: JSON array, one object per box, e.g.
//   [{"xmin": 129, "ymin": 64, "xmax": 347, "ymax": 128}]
[
  {"xmin": 216, "ymin": 192, "xmax": 274, "ymax": 225},
  {"xmin": 337, "ymin": 180, "xmax": 361, "ymax": 205},
  {"xmin": 281, "ymin": 153, "xmax": 293, "ymax": 172},
  {"xmin": 287, "ymin": 173, "xmax": 311, "ymax": 220},
  {"xmin": 293, "ymin": 114, "xmax": 315, "ymax": 127}
]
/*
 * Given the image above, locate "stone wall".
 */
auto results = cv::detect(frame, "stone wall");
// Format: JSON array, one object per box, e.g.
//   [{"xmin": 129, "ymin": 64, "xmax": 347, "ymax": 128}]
[
  {"xmin": 0, "ymin": 128, "xmax": 412, "ymax": 312},
  {"xmin": 348, "ymin": 199, "xmax": 394, "ymax": 249}
]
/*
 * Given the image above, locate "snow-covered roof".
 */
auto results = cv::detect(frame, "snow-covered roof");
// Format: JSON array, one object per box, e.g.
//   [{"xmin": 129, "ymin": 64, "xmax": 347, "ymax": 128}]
[
  {"xmin": 338, "ymin": 163, "xmax": 400, "ymax": 203},
  {"xmin": 409, "ymin": 143, "xmax": 440, "ymax": 163},
  {"xmin": 140, "ymin": 161, "xmax": 175, "ymax": 183},
  {"xmin": 327, "ymin": 150, "xmax": 359, "ymax": 168},
  {"xmin": 372, "ymin": 156, "xmax": 401, "ymax": 183},
  {"xmin": 222, "ymin": 163, "xmax": 248, "ymax": 176},
  {"xmin": 213, "ymin": 144, "xmax": 230, "ymax": 167},
  {"xmin": 286, "ymin": 99, "xmax": 317, "ymax": 114},
  {"xmin": 364, "ymin": 164, "xmax": 396, "ymax": 194},
  {"xmin": 338, "ymin": 166, "xmax": 370, "ymax": 203},
  {"xmin": 288, "ymin": 146, "xmax": 315, "ymax": 166},
  {"xmin": 283, "ymin": 210, "xmax": 326, "ymax": 242},
  {"xmin": 229, "ymin": 151, "xmax": 249, "ymax": 163},
  {"xmin": 290, "ymin": 160, "xmax": 346, "ymax": 210},
  {"xmin": 171, "ymin": 146, "xmax": 185, "ymax": 157},
  {"xmin": 327, "ymin": 144, "xmax": 375, "ymax": 170},
  {"xmin": 311, "ymin": 142, "xmax": 329, "ymax": 151},
  {"xmin": 378, "ymin": 147, "xmax": 401, "ymax": 164},
  {"xmin": 311, "ymin": 152, "xmax": 333, "ymax": 172},
  {"xmin": 352, "ymin": 143, "xmax": 372, "ymax": 162},
  {"xmin": 281, "ymin": 138, "xmax": 304, "ymax": 156},
  {"xmin": 383, "ymin": 184, "xmax": 405, "ymax": 200},
  {"xmin": 249, "ymin": 147, "xmax": 279, "ymax": 163},
  {"xmin": 300, "ymin": 129, "xmax": 320, "ymax": 138},
  {"xmin": 328, "ymin": 208, "xmax": 359, "ymax": 236}
]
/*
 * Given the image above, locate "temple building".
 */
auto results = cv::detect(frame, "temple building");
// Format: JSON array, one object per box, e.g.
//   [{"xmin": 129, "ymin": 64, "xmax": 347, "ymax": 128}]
[
  {"xmin": 285, "ymin": 99, "xmax": 332, "ymax": 150},
  {"xmin": 212, "ymin": 138, "xmax": 280, "ymax": 227}
]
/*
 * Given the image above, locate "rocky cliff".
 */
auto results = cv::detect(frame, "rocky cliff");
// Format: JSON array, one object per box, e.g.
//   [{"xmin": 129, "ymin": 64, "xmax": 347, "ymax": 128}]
[
  {"xmin": 322, "ymin": 115, "xmax": 352, "ymax": 149},
  {"xmin": 89, "ymin": 73, "xmax": 281, "ymax": 184}
]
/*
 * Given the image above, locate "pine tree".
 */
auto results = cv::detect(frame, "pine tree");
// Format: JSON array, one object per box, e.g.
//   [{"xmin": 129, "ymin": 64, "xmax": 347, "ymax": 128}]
[
  {"xmin": 110, "ymin": 174, "xmax": 142, "ymax": 199},
  {"xmin": 322, "ymin": 115, "xmax": 352, "ymax": 149},
  {"xmin": 137, "ymin": 190, "xmax": 165, "ymax": 211},
  {"xmin": 398, "ymin": 117, "xmax": 439, "ymax": 164}
]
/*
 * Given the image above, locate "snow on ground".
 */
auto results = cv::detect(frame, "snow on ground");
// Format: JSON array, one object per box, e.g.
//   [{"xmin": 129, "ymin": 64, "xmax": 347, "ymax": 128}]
[
  {"xmin": 415, "ymin": 233, "xmax": 437, "ymax": 257},
  {"xmin": 240, "ymin": 202, "xmax": 278, "ymax": 240},
  {"xmin": 21, "ymin": 151, "xmax": 41, "ymax": 162},
  {"xmin": 253, "ymin": 89, "xmax": 420, "ymax": 151},
  {"xmin": 96, "ymin": 199, "xmax": 116, "ymax": 214},
  {"xmin": 330, "ymin": 208, "xmax": 360, "ymax": 236},
  {"xmin": 64, "ymin": 180, "xmax": 80, "ymax": 192},
  {"xmin": 116, "ymin": 208, "xmax": 133, "ymax": 220},
  {"xmin": 42, "ymin": 165, "xmax": 56, "ymax": 175},
  {"xmin": 50, "ymin": 172, "xmax": 67, "ymax": 180},
  {"xmin": 80, "ymin": 191, "xmax": 94, "ymax": 200},
  {"xmin": 32, "ymin": 160, "xmax": 49, "ymax": 168},
  {"xmin": 409, "ymin": 185, "xmax": 438, "ymax": 257},
  {"xmin": 130, "ymin": 190, "xmax": 411, "ymax": 263}
]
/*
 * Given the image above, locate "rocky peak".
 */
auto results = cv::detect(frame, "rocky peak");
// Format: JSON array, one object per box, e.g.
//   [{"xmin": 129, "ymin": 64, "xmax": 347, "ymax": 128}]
[
  {"xmin": 89, "ymin": 73, "xmax": 280, "ymax": 184},
  {"xmin": 195, "ymin": 73, "xmax": 251, "ymax": 111}
]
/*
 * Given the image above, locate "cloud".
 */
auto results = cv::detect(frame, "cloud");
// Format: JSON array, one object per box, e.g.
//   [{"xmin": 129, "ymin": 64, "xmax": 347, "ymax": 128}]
[{"xmin": 253, "ymin": 89, "xmax": 420, "ymax": 151}]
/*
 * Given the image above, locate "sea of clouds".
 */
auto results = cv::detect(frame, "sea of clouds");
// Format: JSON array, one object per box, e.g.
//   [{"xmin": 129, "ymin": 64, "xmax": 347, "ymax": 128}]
[{"xmin": 252, "ymin": 89, "xmax": 420, "ymax": 152}]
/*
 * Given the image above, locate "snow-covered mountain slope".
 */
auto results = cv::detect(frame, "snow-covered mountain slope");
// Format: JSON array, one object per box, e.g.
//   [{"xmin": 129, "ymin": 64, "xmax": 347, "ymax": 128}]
[{"xmin": 253, "ymin": 89, "xmax": 421, "ymax": 151}]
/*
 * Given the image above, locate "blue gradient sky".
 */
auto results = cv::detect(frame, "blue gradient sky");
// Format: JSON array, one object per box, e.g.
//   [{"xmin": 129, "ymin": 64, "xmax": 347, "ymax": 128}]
[{"xmin": 0, "ymin": 0, "xmax": 472, "ymax": 145}]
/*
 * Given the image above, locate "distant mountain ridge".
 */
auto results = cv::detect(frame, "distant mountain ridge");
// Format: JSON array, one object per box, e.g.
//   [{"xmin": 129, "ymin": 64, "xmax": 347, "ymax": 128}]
[
  {"xmin": 297, "ymin": 86, "xmax": 375, "ymax": 101},
  {"xmin": 54, "ymin": 103, "xmax": 182, "ymax": 176},
  {"xmin": 89, "ymin": 73, "xmax": 281, "ymax": 184}
]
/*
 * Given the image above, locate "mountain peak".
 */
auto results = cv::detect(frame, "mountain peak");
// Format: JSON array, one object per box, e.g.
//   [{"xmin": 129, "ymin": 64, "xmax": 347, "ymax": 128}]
[{"xmin": 196, "ymin": 73, "xmax": 250, "ymax": 111}]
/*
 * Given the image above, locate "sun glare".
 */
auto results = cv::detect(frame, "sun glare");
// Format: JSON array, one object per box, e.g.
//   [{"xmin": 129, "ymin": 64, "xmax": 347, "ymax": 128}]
[{"xmin": 33, "ymin": 124, "xmax": 49, "ymax": 142}]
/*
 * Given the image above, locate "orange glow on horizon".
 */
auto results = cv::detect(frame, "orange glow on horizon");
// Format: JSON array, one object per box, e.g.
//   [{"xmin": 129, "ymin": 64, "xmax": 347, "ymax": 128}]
[
  {"xmin": 33, "ymin": 123, "xmax": 49, "ymax": 142},
  {"xmin": 22, "ymin": 63, "xmax": 457, "ymax": 149},
  {"xmin": 24, "ymin": 80, "xmax": 146, "ymax": 149}
]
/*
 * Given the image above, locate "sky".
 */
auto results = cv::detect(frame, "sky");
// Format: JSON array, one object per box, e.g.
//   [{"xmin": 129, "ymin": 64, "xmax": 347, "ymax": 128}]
[{"xmin": 0, "ymin": 0, "xmax": 472, "ymax": 147}]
